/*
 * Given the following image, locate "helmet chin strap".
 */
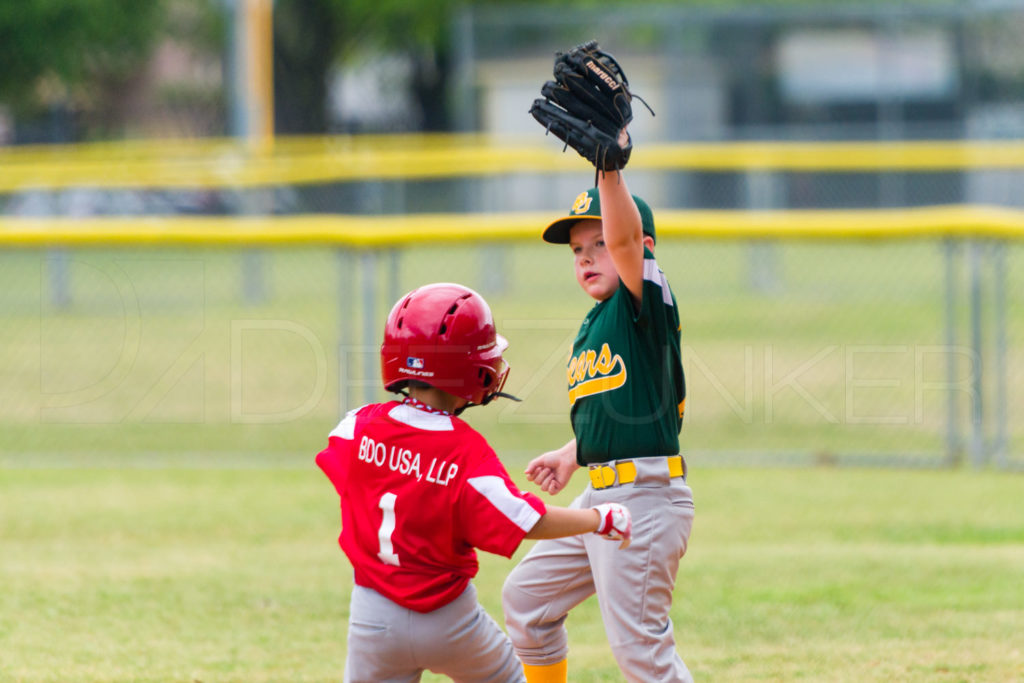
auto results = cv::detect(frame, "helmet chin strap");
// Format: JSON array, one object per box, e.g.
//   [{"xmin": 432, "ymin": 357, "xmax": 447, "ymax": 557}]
[{"xmin": 454, "ymin": 390, "xmax": 522, "ymax": 416}]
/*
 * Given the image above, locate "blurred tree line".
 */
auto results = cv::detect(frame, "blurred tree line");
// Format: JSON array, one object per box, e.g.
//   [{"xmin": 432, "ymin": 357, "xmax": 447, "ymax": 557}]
[
  {"xmin": 0, "ymin": 0, "xmax": 754, "ymax": 141},
  {"xmin": 0, "ymin": 0, "xmax": 221, "ymax": 141},
  {"xmin": 0, "ymin": 0, "xmax": 514, "ymax": 140},
  {"xmin": 4, "ymin": 0, "xmax": 1019, "ymax": 143}
]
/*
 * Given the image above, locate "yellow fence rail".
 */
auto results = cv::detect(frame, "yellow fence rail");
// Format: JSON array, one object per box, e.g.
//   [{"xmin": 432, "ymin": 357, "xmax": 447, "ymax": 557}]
[
  {"xmin": 3, "ymin": 136, "xmax": 1024, "ymax": 190},
  {"xmin": 2, "ymin": 205, "xmax": 1023, "ymax": 248}
]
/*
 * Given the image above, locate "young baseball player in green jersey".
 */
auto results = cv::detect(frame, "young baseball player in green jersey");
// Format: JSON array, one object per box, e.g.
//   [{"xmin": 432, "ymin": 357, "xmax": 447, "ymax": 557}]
[{"xmin": 502, "ymin": 145, "xmax": 695, "ymax": 681}]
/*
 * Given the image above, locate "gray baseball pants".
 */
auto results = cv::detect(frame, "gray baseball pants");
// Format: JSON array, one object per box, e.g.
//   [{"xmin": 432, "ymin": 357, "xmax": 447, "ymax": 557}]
[
  {"xmin": 344, "ymin": 582, "xmax": 526, "ymax": 683},
  {"xmin": 502, "ymin": 456, "xmax": 695, "ymax": 683}
]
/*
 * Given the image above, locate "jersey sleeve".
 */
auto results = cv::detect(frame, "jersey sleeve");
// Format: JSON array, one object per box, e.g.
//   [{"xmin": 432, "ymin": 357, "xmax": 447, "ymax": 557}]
[
  {"xmin": 457, "ymin": 450, "xmax": 546, "ymax": 558},
  {"xmin": 613, "ymin": 247, "xmax": 680, "ymax": 345},
  {"xmin": 617, "ymin": 248, "xmax": 686, "ymax": 425},
  {"xmin": 632, "ymin": 246, "xmax": 678, "ymax": 329},
  {"xmin": 314, "ymin": 407, "xmax": 361, "ymax": 494}
]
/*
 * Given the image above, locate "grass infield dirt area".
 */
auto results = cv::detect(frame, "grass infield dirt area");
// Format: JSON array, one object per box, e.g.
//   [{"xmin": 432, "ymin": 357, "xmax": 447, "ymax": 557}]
[{"xmin": 1, "ymin": 462, "xmax": 1021, "ymax": 682}]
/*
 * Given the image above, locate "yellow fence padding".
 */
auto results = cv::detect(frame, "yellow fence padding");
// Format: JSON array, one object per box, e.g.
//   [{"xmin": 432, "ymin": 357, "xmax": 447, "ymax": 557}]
[
  {"xmin": 2, "ymin": 205, "xmax": 1023, "ymax": 248},
  {"xmin": 3, "ymin": 136, "xmax": 1024, "ymax": 190}
]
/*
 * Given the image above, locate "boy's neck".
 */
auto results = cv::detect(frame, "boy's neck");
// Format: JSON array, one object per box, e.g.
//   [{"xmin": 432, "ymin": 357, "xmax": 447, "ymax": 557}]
[{"xmin": 406, "ymin": 386, "xmax": 463, "ymax": 414}]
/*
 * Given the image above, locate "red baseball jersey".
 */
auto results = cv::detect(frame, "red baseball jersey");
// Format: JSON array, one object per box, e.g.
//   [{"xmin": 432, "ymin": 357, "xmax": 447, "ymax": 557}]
[{"xmin": 316, "ymin": 400, "xmax": 546, "ymax": 613}]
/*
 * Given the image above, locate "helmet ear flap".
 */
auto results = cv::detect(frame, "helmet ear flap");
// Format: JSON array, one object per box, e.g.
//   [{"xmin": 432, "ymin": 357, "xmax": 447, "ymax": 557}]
[{"xmin": 476, "ymin": 356, "xmax": 510, "ymax": 403}]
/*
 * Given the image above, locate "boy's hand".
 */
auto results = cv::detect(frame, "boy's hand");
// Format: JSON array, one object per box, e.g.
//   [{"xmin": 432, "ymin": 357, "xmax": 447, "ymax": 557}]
[
  {"xmin": 525, "ymin": 447, "xmax": 578, "ymax": 495},
  {"xmin": 592, "ymin": 502, "xmax": 632, "ymax": 549}
]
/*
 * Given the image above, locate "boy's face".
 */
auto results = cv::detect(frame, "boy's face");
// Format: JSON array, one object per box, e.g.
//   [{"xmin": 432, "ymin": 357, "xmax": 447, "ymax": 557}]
[{"xmin": 569, "ymin": 219, "xmax": 618, "ymax": 301}]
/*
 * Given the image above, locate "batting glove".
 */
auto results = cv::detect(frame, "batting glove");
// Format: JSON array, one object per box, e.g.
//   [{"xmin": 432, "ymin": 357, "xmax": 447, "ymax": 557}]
[{"xmin": 592, "ymin": 502, "xmax": 632, "ymax": 549}]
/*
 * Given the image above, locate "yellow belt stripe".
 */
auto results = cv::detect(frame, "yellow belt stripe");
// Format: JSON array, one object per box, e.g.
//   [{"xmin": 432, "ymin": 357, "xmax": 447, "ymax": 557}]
[{"xmin": 588, "ymin": 456, "xmax": 685, "ymax": 489}]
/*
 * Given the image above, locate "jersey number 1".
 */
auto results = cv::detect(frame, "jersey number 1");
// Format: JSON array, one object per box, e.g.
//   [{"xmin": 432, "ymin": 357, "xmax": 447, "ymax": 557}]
[{"xmin": 377, "ymin": 492, "xmax": 400, "ymax": 566}]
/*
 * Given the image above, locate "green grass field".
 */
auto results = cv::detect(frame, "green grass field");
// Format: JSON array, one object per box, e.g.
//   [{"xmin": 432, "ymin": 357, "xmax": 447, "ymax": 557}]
[{"xmin": 2, "ymin": 462, "xmax": 1022, "ymax": 682}]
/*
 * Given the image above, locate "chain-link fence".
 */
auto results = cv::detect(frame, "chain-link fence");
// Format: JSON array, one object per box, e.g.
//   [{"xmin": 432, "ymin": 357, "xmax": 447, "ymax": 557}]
[{"xmin": 0, "ymin": 221, "xmax": 1020, "ymax": 470}]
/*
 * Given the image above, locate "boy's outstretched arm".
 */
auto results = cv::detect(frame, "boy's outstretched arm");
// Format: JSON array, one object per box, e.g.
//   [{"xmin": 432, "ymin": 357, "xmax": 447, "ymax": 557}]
[
  {"xmin": 598, "ymin": 129, "xmax": 646, "ymax": 304},
  {"xmin": 526, "ymin": 503, "xmax": 632, "ymax": 549},
  {"xmin": 525, "ymin": 506, "xmax": 599, "ymax": 539}
]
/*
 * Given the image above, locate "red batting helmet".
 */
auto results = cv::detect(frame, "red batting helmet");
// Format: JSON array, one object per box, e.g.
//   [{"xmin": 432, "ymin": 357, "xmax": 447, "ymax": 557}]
[{"xmin": 381, "ymin": 283, "xmax": 511, "ymax": 407}]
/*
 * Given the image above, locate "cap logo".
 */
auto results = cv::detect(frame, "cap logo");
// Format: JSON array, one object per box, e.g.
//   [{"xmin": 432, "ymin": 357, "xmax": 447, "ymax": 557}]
[
  {"xmin": 406, "ymin": 357, "xmax": 425, "ymax": 369},
  {"xmin": 570, "ymin": 191, "xmax": 593, "ymax": 215}
]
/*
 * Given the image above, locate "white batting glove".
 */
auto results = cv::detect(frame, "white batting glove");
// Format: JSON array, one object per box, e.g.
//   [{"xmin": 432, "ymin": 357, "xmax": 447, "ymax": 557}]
[{"xmin": 592, "ymin": 503, "xmax": 632, "ymax": 549}]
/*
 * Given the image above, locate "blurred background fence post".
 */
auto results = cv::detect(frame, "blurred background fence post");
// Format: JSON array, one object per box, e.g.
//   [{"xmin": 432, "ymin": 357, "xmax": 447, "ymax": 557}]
[
  {"xmin": 337, "ymin": 247, "xmax": 354, "ymax": 415},
  {"xmin": 968, "ymin": 241, "xmax": 986, "ymax": 468},
  {"xmin": 229, "ymin": 0, "xmax": 275, "ymax": 305},
  {"xmin": 942, "ymin": 239, "xmax": 962, "ymax": 465},
  {"xmin": 360, "ymin": 249, "xmax": 379, "ymax": 406},
  {"xmin": 992, "ymin": 240, "xmax": 1009, "ymax": 469},
  {"xmin": 744, "ymin": 171, "xmax": 782, "ymax": 295}
]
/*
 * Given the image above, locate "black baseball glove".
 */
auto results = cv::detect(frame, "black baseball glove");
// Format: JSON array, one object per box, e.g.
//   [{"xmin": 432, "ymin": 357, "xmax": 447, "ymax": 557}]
[{"xmin": 530, "ymin": 41, "xmax": 652, "ymax": 172}]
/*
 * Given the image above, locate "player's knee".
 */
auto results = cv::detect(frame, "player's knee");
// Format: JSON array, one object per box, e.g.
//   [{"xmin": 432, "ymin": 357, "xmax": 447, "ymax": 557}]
[
  {"xmin": 501, "ymin": 575, "xmax": 530, "ymax": 639},
  {"xmin": 501, "ymin": 579, "xmax": 568, "ymax": 657}
]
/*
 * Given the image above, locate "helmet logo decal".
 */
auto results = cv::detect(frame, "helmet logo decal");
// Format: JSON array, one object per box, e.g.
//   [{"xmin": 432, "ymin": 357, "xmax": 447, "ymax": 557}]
[
  {"xmin": 570, "ymin": 191, "xmax": 593, "ymax": 215},
  {"xmin": 399, "ymin": 367, "xmax": 435, "ymax": 378},
  {"xmin": 400, "ymin": 355, "xmax": 434, "ymax": 378}
]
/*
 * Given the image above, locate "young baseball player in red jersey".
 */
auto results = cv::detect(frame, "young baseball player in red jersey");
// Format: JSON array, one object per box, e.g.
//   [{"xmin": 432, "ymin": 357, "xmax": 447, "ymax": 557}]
[
  {"xmin": 316, "ymin": 282, "xmax": 633, "ymax": 683},
  {"xmin": 501, "ymin": 134, "xmax": 696, "ymax": 681}
]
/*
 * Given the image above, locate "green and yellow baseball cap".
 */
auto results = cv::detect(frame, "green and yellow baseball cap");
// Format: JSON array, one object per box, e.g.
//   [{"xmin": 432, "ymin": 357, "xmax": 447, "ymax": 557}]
[{"xmin": 542, "ymin": 187, "xmax": 656, "ymax": 245}]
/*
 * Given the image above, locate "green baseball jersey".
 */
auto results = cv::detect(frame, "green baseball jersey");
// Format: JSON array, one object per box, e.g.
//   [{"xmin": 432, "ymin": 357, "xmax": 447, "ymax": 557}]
[{"xmin": 568, "ymin": 247, "xmax": 686, "ymax": 466}]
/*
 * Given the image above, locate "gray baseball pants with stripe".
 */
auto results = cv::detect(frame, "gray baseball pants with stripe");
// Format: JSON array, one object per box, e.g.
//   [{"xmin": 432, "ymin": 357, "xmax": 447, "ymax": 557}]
[
  {"xmin": 502, "ymin": 457, "xmax": 695, "ymax": 683},
  {"xmin": 344, "ymin": 582, "xmax": 526, "ymax": 683}
]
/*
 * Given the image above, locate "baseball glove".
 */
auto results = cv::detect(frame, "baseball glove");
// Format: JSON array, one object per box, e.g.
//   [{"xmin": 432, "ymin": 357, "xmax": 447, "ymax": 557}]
[{"xmin": 530, "ymin": 40, "xmax": 652, "ymax": 173}]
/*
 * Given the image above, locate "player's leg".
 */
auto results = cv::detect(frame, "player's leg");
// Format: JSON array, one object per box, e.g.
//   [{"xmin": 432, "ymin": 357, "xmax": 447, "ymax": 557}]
[
  {"xmin": 344, "ymin": 585, "xmax": 423, "ymax": 683},
  {"xmin": 588, "ymin": 476, "xmax": 695, "ymax": 683},
  {"xmin": 415, "ymin": 583, "xmax": 525, "ymax": 683},
  {"xmin": 502, "ymin": 524, "xmax": 595, "ymax": 680}
]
